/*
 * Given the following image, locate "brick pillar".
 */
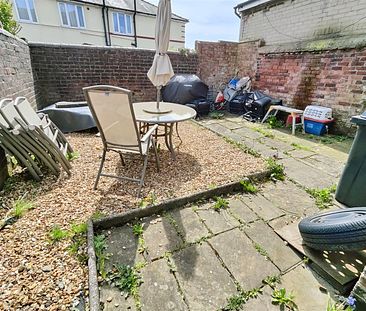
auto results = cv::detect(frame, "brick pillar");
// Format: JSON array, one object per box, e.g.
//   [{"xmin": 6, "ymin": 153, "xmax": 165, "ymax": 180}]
[{"xmin": 0, "ymin": 148, "xmax": 8, "ymax": 190}]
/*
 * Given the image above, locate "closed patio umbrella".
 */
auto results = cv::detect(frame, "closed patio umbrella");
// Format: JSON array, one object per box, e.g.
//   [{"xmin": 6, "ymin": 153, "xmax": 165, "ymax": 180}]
[{"xmin": 146, "ymin": 0, "xmax": 174, "ymax": 113}]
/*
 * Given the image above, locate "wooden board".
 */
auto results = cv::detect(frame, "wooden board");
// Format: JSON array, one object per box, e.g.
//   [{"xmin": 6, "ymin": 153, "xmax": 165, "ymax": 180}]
[{"xmin": 276, "ymin": 222, "xmax": 366, "ymax": 293}]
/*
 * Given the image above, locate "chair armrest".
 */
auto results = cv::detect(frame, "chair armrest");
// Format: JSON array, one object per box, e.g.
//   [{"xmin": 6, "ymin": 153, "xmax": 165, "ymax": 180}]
[
  {"xmin": 141, "ymin": 124, "xmax": 158, "ymax": 143},
  {"xmin": 37, "ymin": 113, "xmax": 52, "ymax": 129}
]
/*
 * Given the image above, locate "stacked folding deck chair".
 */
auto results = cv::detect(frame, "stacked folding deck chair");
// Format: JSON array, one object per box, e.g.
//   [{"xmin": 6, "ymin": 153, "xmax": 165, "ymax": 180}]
[{"xmin": 0, "ymin": 97, "xmax": 73, "ymax": 180}]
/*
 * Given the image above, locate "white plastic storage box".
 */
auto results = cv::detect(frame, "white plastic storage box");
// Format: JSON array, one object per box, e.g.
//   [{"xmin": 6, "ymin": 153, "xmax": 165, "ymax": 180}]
[
  {"xmin": 304, "ymin": 105, "xmax": 333, "ymax": 122},
  {"xmin": 304, "ymin": 105, "xmax": 333, "ymax": 136}
]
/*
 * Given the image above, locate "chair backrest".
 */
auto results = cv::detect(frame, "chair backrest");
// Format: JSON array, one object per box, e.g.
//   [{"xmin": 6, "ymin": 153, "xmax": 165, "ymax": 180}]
[
  {"xmin": 83, "ymin": 85, "xmax": 141, "ymax": 152},
  {"xmin": 0, "ymin": 99, "xmax": 12, "ymax": 127},
  {"xmin": 0, "ymin": 99, "xmax": 24, "ymax": 129},
  {"xmin": 14, "ymin": 97, "xmax": 43, "ymax": 127}
]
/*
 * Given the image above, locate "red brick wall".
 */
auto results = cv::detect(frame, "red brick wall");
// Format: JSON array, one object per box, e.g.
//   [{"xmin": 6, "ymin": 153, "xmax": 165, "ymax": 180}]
[
  {"xmin": 30, "ymin": 44, "xmax": 198, "ymax": 108},
  {"xmin": 196, "ymin": 41, "xmax": 239, "ymax": 93},
  {"xmin": 255, "ymin": 49, "xmax": 366, "ymax": 132}
]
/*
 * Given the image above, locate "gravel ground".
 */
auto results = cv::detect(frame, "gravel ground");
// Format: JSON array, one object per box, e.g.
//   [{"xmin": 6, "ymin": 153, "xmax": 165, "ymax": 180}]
[{"xmin": 0, "ymin": 121, "xmax": 265, "ymax": 310}]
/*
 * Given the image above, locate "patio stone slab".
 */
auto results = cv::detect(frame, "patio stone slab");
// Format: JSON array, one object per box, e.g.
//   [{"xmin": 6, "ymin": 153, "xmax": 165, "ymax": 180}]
[
  {"xmin": 280, "ymin": 265, "xmax": 331, "ymax": 310},
  {"xmin": 169, "ymin": 208, "xmax": 209, "ymax": 243},
  {"xmin": 227, "ymin": 198, "xmax": 258, "ymax": 223},
  {"xmin": 259, "ymin": 137, "xmax": 294, "ymax": 152},
  {"xmin": 100, "ymin": 285, "xmax": 136, "ymax": 311},
  {"xmin": 261, "ymin": 181, "xmax": 318, "ymax": 216},
  {"xmin": 288, "ymin": 148, "xmax": 316, "ymax": 159},
  {"xmin": 242, "ymin": 286, "xmax": 279, "ymax": 310},
  {"xmin": 279, "ymin": 157, "xmax": 337, "ymax": 189},
  {"xmin": 143, "ymin": 216, "xmax": 183, "ymax": 260},
  {"xmin": 232, "ymin": 127, "xmax": 264, "ymax": 140},
  {"xmin": 302, "ymin": 153, "xmax": 345, "ymax": 178},
  {"xmin": 240, "ymin": 194, "xmax": 285, "ymax": 221},
  {"xmin": 244, "ymin": 220, "xmax": 301, "ymax": 272},
  {"xmin": 172, "ymin": 243, "xmax": 237, "ymax": 310},
  {"xmin": 103, "ymin": 225, "xmax": 140, "ymax": 270},
  {"xmin": 209, "ymin": 228, "xmax": 279, "ymax": 291},
  {"xmin": 220, "ymin": 120, "xmax": 244, "ymax": 130},
  {"xmin": 204, "ymin": 123, "xmax": 233, "ymax": 137},
  {"xmin": 139, "ymin": 259, "xmax": 187, "ymax": 311},
  {"xmin": 196, "ymin": 209, "xmax": 239, "ymax": 234}
]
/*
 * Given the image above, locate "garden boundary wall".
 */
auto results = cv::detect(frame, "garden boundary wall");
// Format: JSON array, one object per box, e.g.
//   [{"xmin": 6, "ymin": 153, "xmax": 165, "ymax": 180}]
[
  {"xmin": 29, "ymin": 43, "xmax": 198, "ymax": 108},
  {"xmin": 0, "ymin": 29, "xmax": 37, "ymax": 189}
]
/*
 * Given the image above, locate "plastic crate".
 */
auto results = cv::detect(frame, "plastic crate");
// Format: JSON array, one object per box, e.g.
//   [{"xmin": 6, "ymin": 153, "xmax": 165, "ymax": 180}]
[
  {"xmin": 304, "ymin": 119, "xmax": 328, "ymax": 136},
  {"xmin": 304, "ymin": 105, "xmax": 332, "ymax": 122}
]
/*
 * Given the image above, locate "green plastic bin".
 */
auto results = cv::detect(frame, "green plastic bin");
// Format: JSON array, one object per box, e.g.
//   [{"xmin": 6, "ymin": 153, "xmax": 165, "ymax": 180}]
[{"xmin": 336, "ymin": 112, "xmax": 366, "ymax": 207}]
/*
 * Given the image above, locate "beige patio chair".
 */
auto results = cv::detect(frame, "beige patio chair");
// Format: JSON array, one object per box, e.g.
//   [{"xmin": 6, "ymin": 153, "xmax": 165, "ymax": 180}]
[
  {"xmin": 83, "ymin": 85, "xmax": 160, "ymax": 196},
  {"xmin": 14, "ymin": 97, "xmax": 73, "ymax": 154},
  {"xmin": 0, "ymin": 99, "xmax": 71, "ymax": 176}
]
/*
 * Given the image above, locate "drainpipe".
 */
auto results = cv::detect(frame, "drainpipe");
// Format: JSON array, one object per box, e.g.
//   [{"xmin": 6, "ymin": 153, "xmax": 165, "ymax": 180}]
[
  {"xmin": 132, "ymin": 0, "xmax": 137, "ymax": 47},
  {"xmin": 101, "ymin": 0, "xmax": 109, "ymax": 45},
  {"xmin": 106, "ymin": 7, "xmax": 111, "ymax": 45}
]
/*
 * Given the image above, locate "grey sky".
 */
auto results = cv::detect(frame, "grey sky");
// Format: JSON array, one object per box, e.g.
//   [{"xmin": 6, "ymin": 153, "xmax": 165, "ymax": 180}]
[{"xmin": 148, "ymin": 0, "xmax": 241, "ymax": 48}]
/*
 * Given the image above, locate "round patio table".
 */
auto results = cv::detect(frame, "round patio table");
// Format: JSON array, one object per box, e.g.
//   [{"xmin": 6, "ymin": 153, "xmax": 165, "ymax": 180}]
[{"xmin": 133, "ymin": 102, "xmax": 196, "ymax": 160}]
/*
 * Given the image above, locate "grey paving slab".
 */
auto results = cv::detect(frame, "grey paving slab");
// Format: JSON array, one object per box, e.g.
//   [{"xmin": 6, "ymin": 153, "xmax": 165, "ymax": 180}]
[
  {"xmin": 250, "ymin": 140, "xmax": 285, "ymax": 158},
  {"xmin": 268, "ymin": 215, "xmax": 300, "ymax": 232},
  {"xmin": 169, "ymin": 208, "xmax": 209, "ymax": 243},
  {"xmin": 302, "ymin": 153, "xmax": 345, "ymax": 178},
  {"xmin": 244, "ymin": 220, "xmax": 301, "ymax": 272},
  {"xmin": 139, "ymin": 259, "xmax": 188, "ymax": 311},
  {"xmin": 220, "ymin": 120, "xmax": 244, "ymax": 130},
  {"xmin": 279, "ymin": 157, "xmax": 337, "ymax": 189},
  {"xmin": 280, "ymin": 265, "xmax": 331, "ymax": 311},
  {"xmin": 143, "ymin": 216, "xmax": 183, "ymax": 260},
  {"xmin": 259, "ymin": 137, "xmax": 294, "ymax": 152},
  {"xmin": 172, "ymin": 243, "xmax": 237, "ymax": 310},
  {"xmin": 196, "ymin": 208, "xmax": 239, "ymax": 234},
  {"xmin": 240, "ymin": 194, "xmax": 285, "ymax": 221},
  {"xmin": 242, "ymin": 286, "xmax": 279, "ymax": 310},
  {"xmin": 261, "ymin": 181, "xmax": 318, "ymax": 217},
  {"xmin": 103, "ymin": 226, "xmax": 140, "ymax": 270},
  {"xmin": 209, "ymin": 229, "xmax": 279, "ymax": 291},
  {"xmin": 287, "ymin": 148, "xmax": 316, "ymax": 159},
  {"xmin": 232, "ymin": 127, "xmax": 264, "ymax": 140},
  {"xmin": 227, "ymin": 198, "xmax": 258, "ymax": 223},
  {"xmin": 100, "ymin": 285, "xmax": 136, "ymax": 311},
  {"xmin": 204, "ymin": 123, "xmax": 233, "ymax": 137}
]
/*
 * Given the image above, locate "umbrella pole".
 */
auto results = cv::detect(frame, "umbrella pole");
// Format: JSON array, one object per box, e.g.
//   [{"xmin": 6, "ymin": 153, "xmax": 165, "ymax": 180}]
[{"xmin": 157, "ymin": 86, "xmax": 161, "ymax": 110}]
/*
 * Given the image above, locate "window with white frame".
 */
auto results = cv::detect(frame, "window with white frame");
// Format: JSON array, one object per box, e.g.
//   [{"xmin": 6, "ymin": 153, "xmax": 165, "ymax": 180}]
[
  {"xmin": 58, "ymin": 2, "xmax": 85, "ymax": 28},
  {"xmin": 14, "ymin": 0, "xmax": 37, "ymax": 23},
  {"xmin": 112, "ymin": 12, "xmax": 133, "ymax": 35}
]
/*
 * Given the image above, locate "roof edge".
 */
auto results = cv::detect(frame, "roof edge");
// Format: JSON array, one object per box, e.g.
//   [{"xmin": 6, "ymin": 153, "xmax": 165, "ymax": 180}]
[{"xmin": 234, "ymin": 0, "xmax": 275, "ymax": 12}]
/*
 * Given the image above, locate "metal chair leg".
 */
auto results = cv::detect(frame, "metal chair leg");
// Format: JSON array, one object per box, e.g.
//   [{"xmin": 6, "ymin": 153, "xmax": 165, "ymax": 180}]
[
  {"xmin": 94, "ymin": 149, "xmax": 106, "ymax": 190},
  {"xmin": 137, "ymin": 154, "xmax": 149, "ymax": 197},
  {"xmin": 152, "ymin": 138, "xmax": 160, "ymax": 172},
  {"xmin": 119, "ymin": 152, "xmax": 126, "ymax": 166}
]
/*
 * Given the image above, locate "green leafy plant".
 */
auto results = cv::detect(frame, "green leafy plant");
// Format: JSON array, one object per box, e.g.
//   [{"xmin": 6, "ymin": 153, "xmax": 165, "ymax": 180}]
[
  {"xmin": 209, "ymin": 111, "xmax": 225, "ymax": 119},
  {"xmin": 263, "ymin": 275, "xmax": 281, "ymax": 289},
  {"xmin": 132, "ymin": 223, "xmax": 144, "ymax": 236},
  {"xmin": 326, "ymin": 300, "xmax": 353, "ymax": 311},
  {"xmin": 11, "ymin": 199, "xmax": 33, "ymax": 218},
  {"xmin": 254, "ymin": 127, "xmax": 275, "ymax": 139},
  {"xmin": 266, "ymin": 158, "xmax": 285, "ymax": 181},
  {"xmin": 306, "ymin": 185, "xmax": 336, "ymax": 209},
  {"xmin": 291, "ymin": 143, "xmax": 312, "ymax": 151},
  {"xmin": 49, "ymin": 225, "xmax": 68, "ymax": 243},
  {"xmin": 240, "ymin": 179, "xmax": 258, "ymax": 193},
  {"xmin": 223, "ymin": 288, "xmax": 262, "ymax": 311},
  {"xmin": 68, "ymin": 222, "xmax": 88, "ymax": 263},
  {"xmin": 138, "ymin": 192, "xmax": 157, "ymax": 209},
  {"xmin": 94, "ymin": 234, "xmax": 110, "ymax": 279},
  {"xmin": 254, "ymin": 243, "xmax": 269, "ymax": 258},
  {"xmin": 272, "ymin": 288, "xmax": 298, "ymax": 310},
  {"xmin": 109, "ymin": 264, "xmax": 142, "ymax": 298},
  {"xmin": 213, "ymin": 197, "xmax": 229, "ymax": 211},
  {"xmin": 66, "ymin": 151, "xmax": 80, "ymax": 161},
  {"xmin": 0, "ymin": 0, "xmax": 21, "ymax": 35},
  {"xmin": 91, "ymin": 210, "xmax": 106, "ymax": 220},
  {"xmin": 267, "ymin": 115, "xmax": 284, "ymax": 129}
]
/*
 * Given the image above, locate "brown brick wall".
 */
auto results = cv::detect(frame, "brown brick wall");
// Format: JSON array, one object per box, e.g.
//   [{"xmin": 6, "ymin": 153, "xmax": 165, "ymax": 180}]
[
  {"xmin": 255, "ymin": 49, "xmax": 366, "ymax": 132},
  {"xmin": 29, "ymin": 44, "xmax": 199, "ymax": 108},
  {"xmin": 196, "ymin": 41, "xmax": 239, "ymax": 94},
  {"xmin": 0, "ymin": 30, "xmax": 37, "ymax": 189}
]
